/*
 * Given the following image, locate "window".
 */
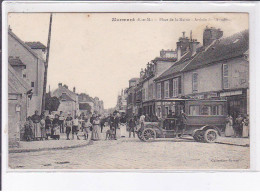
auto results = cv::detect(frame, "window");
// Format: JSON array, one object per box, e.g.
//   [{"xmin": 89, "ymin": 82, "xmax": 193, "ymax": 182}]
[
  {"xmin": 31, "ymin": 82, "xmax": 34, "ymax": 87},
  {"xmin": 192, "ymin": 73, "xmax": 198, "ymax": 93},
  {"xmin": 23, "ymin": 74, "xmax": 26, "ymax": 78},
  {"xmin": 164, "ymin": 81, "xmax": 169, "ymax": 98},
  {"xmin": 148, "ymin": 84, "xmax": 153, "ymax": 100},
  {"xmin": 165, "ymin": 106, "xmax": 169, "ymax": 116},
  {"xmin": 212, "ymin": 105, "xmax": 223, "ymax": 115},
  {"xmin": 200, "ymin": 106, "xmax": 211, "ymax": 115},
  {"xmin": 223, "ymin": 64, "xmax": 229, "ymax": 89},
  {"xmin": 157, "ymin": 107, "xmax": 161, "ymax": 118},
  {"xmin": 189, "ymin": 105, "xmax": 200, "ymax": 116},
  {"xmin": 157, "ymin": 83, "xmax": 161, "ymax": 99},
  {"xmin": 173, "ymin": 78, "xmax": 179, "ymax": 97}
]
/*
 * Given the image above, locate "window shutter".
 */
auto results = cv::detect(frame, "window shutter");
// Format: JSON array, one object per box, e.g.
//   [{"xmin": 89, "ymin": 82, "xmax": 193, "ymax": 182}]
[
  {"xmin": 161, "ymin": 82, "xmax": 164, "ymax": 99},
  {"xmin": 178, "ymin": 76, "xmax": 182, "ymax": 95},
  {"xmin": 169, "ymin": 79, "xmax": 173, "ymax": 98}
]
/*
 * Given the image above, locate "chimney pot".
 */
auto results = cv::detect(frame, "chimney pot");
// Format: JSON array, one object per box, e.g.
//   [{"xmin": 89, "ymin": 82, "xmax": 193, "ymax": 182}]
[{"xmin": 73, "ymin": 87, "xmax": 76, "ymax": 93}]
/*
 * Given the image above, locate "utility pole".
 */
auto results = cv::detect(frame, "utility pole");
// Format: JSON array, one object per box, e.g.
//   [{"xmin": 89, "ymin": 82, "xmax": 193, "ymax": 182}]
[{"xmin": 42, "ymin": 13, "xmax": 53, "ymax": 112}]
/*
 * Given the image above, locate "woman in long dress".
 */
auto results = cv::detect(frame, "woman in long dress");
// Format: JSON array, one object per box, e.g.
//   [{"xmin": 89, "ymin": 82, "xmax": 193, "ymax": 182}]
[
  {"xmin": 92, "ymin": 117, "xmax": 100, "ymax": 141},
  {"xmin": 39, "ymin": 115, "xmax": 46, "ymax": 140},
  {"xmin": 31, "ymin": 110, "xmax": 41, "ymax": 140},
  {"xmin": 225, "ymin": 115, "xmax": 235, "ymax": 137},
  {"xmin": 242, "ymin": 115, "xmax": 249, "ymax": 138}
]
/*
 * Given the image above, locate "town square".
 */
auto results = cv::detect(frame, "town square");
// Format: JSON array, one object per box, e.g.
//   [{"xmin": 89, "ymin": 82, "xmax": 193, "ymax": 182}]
[{"xmin": 7, "ymin": 13, "xmax": 249, "ymax": 170}]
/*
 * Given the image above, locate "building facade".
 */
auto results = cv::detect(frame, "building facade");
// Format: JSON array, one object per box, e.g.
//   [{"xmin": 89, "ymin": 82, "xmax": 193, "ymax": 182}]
[
  {"xmin": 154, "ymin": 27, "xmax": 249, "ymax": 120},
  {"xmin": 8, "ymin": 29, "xmax": 46, "ymax": 116},
  {"xmin": 52, "ymin": 83, "xmax": 79, "ymax": 117}
]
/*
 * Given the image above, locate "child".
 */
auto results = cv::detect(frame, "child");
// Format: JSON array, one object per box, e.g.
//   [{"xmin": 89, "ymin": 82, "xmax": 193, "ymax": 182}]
[
  {"xmin": 24, "ymin": 117, "xmax": 33, "ymax": 141},
  {"xmin": 82, "ymin": 118, "xmax": 92, "ymax": 140},
  {"xmin": 72, "ymin": 116, "xmax": 80, "ymax": 140}
]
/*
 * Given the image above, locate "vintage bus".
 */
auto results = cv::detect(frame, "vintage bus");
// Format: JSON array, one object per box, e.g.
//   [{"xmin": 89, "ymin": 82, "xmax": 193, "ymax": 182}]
[{"xmin": 138, "ymin": 99, "xmax": 227, "ymax": 143}]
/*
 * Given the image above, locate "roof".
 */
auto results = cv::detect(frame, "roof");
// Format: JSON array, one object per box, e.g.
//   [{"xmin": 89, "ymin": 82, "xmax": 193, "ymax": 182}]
[
  {"xmin": 9, "ymin": 56, "xmax": 26, "ymax": 67},
  {"xmin": 153, "ymin": 57, "xmax": 177, "ymax": 62},
  {"xmin": 183, "ymin": 29, "xmax": 249, "ymax": 72},
  {"xmin": 8, "ymin": 29, "xmax": 44, "ymax": 61},
  {"xmin": 155, "ymin": 29, "xmax": 249, "ymax": 81},
  {"xmin": 154, "ymin": 51, "xmax": 193, "ymax": 81},
  {"xmin": 59, "ymin": 93, "xmax": 74, "ymax": 102},
  {"xmin": 78, "ymin": 93, "xmax": 94, "ymax": 103},
  {"xmin": 52, "ymin": 86, "xmax": 78, "ymax": 101},
  {"xmin": 25, "ymin": 42, "xmax": 46, "ymax": 49},
  {"xmin": 129, "ymin": 78, "xmax": 139, "ymax": 82},
  {"xmin": 8, "ymin": 64, "xmax": 30, "ymax": 94}
]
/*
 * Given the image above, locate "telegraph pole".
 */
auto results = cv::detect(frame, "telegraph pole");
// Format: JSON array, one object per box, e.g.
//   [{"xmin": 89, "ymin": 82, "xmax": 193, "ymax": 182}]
[{"xmin": 42, "ymin": 13, "xmax": 53, "ymax": 112}]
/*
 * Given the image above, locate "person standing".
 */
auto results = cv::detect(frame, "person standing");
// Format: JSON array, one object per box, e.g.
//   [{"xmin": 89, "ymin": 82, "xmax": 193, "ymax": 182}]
[
  {"xmin": 100, "ymin": 117, "xmax": 106, "ymax": 133},
  {"xmin": 242, "ymin": 115, "xmax": 249, "ymax": 138},
  {"xmin": 31, "ymin": 110, "xmax": 41, "ymax": 140},
  {"xmin": 225, "ymin": 115, "xmax": 235, "ymax": 137},
  {"xmin": 72, "ymin": 116, "xmax": 80, "ymax": 140},
  {"xmin": 178, "ymin": 110, "xmax": 187, "ymax": 137},
  {"xmin": 235, "ymin": 114, "xmax": 244, "ymax": 137},
  {"xmin": 59, "ymin": 111, "xmax": 65, "ymax": 133},
  {"xmin": 39, "ymin": 113, "xmax": 46, "ymax": 140},
  {"xmin": 24, "ymin": 117, "xmax": 33, "ymax": 141},
  {"xmin": 45, "ymin": 116, "xmax": 52, "ymax": 140},
  {"xmin": 65, "ymin": 114, "xmax": 73, "ymax": 140},
  {"xmin": 52, "ymin": 114, "xmax": 60, "ymax": 140},
  {"xmin": 139, "ymin": 114, "xmax": 145, "ymax": 130},
  {"xmin": 82, "ymin": 118, "xmax": 92, "ymax": 140},
  {"xmin": 92, "ymin": 116, "xmax": 100, "ymax": 141},
  {"xmin": 128, "ymin": 116, "xmax": 136, "ymax": 138}
]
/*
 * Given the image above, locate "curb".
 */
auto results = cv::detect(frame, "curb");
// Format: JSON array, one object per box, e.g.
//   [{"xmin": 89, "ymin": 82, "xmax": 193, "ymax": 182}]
[{"xmin": 9, "ymin": 139, "xmax": 93, "ymax": 154}]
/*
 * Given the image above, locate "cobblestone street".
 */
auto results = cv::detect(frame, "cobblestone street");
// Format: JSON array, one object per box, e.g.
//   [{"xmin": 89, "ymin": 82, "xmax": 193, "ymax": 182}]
[{"xmin": 9, "ymin": 125, "xmax": 250, "ymax": 170}]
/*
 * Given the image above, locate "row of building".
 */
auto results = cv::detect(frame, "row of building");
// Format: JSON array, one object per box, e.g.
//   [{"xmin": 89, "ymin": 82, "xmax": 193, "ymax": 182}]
[
  {"xmin": 117, "ymin": 26, "xmax": 249, "ymax": 120},
  {"xmin": 8, "ymin": 28, "xmax": 104, "ymax": 147},
  {"xmin": 51, "ymin": 83, "xmax": 104, "ymax": 118}
]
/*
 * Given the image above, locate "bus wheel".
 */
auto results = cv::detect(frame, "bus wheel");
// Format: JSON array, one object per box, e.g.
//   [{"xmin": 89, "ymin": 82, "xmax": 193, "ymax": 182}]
[
  {"xmin": 142, "ymin": 128, "xmax": 156, "ymax": 142},
  {"xmin": 204, "ymin": 129, "xmax": 218, "ymax": 143},
  {"xmin": 193, "ymin": 130, "xmax": 204, "ymax": 142},
  {"xmin": 137, "ymin": 129, "xmax": 145, "ymax": 141}
]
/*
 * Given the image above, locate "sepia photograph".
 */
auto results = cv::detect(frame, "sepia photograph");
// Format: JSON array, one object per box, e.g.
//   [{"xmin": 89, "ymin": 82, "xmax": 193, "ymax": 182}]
[{"xmin": 6, "ymin": 12, "xmax": 249, "ymax": 170}]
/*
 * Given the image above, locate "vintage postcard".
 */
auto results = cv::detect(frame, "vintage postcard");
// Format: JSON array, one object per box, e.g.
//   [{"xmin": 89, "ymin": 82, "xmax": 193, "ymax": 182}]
[{"xmin": 6, "ymin": 12, "xmax": 249, "ymax": 170}]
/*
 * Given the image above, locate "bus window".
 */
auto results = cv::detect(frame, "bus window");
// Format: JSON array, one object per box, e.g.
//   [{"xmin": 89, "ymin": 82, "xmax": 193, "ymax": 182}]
[
  {"xmin": 212, "ymin": 105, "xmax": 223, "ymax": 115},
  {"xmin": 200, "ymin": 106, "xmax": 211, "ymax": 115},
  {"xmin": 189, "ymin": 105, "xmax": 200, "ymax": 116},
  {"xmin": 218, "ymin": 105, "xmax": 223, "ymax": 115}
]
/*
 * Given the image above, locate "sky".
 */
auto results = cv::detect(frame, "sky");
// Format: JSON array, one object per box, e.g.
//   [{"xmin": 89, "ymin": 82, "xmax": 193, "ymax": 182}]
[{"xmin": 8, "ymin": 13, "xmax": 248, "ymax": 109}]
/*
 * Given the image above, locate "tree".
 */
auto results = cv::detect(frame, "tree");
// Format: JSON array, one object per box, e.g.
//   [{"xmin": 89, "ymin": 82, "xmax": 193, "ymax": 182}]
[{"xmin": 45, "ymin": 93, "xmax": 60, "ymax": 113}]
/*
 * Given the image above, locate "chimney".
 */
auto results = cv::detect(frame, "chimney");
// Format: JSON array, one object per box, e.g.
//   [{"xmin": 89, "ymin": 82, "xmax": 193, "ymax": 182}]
[
  {"xmin": 58, "ymin": 83, "xmax": 62, "ymax": 88},
  {"xmin": 203, "ymin": 27, "xmax": 223, "ymax": 47},
  {"xmin": 73, "ymin": 87, "xmax": 76, "ymax": 93},
  {"xmin": 176, "ymin": 32, "xmax": 190, "ymax": 61},
  {"xmin": 189, "ymin": 39, "xmax": 200, "ymax": 56}
]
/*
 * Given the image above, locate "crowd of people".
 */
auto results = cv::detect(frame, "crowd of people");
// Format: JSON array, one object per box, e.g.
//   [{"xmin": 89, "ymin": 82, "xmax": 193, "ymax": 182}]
[
  {"xmin": 23, "ymin": 110, "xmax": 124, "ymax": 142},
  {"xmin": 225, "ymin": 114, "xmax": 250, "ymax": 138},
  {"xmin": 22, "ymin": 109, "xmax": 249, "ymax": 142}
]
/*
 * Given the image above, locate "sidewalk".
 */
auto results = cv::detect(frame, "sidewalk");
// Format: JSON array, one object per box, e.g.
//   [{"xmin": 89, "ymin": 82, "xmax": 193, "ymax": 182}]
[
  {"xmin": 9, "ymin": 133, "xmax": 92, "ymax": 153},
  {"xmin": 216, "ymin": 136, "xmax": 250, "ymax": 147}
]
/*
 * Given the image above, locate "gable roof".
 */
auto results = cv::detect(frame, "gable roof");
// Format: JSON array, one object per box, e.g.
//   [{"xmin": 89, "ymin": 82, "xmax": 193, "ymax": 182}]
[
  {"xmin": 155, "ymin": 29, "xmax": 249, "ymax": 81},
  {"xmin": 8, "ymin": 29, "xmax": 45, "ymax": 61},
  {"xmin": 154, "ymin": 50, "xmax": 193, "ymax": 81},
  {"xmin": 183, "ymin": 29, "xmax": 249, "ymax": 72},
  {"xmin": 9, "ymin": 56, "xmax": 26, "ymax": 67},
  {"xmin": 59, "ymin": 93, "xmax": 74, "ymax": 102},
  {"xmin": 8, "ymin": 64, "xmax": 30, "ymax": 94},
  {"xmin": 52, "ymin": 86, "xmax": 77, "ymax": 101},
  {"xmin": 25, "ymin": 42, "xmax": 46, "ymax": 50}
]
